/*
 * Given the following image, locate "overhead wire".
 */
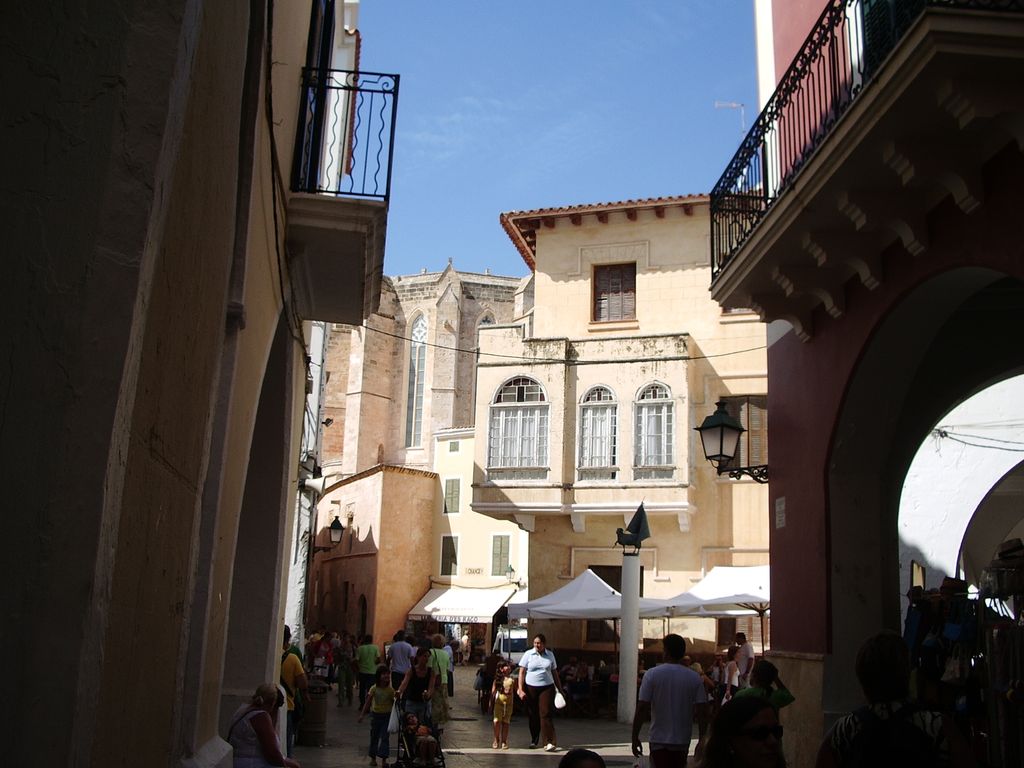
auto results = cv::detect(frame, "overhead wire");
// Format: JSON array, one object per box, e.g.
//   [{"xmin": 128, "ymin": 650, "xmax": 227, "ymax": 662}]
[
  {"xmin": 934, "ymin": 429, "xmax": 1024, "ymax": 446},
  {"xmin": 933, "ymin": 428, "xmax": 1024, "ymax": 453},
  {"xmin": 359, "ymin": 323, "xmax": 767, "ymax": 365}
]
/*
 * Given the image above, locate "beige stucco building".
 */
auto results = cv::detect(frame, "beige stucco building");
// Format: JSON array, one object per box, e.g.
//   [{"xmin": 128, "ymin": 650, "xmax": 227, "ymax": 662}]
[
  {"xmin": 310, "ymin": 267, "xmax": 528, "ymax": 648},
  {"xmin": 473, "ymin": 195, "xmax": 770, "ymax": 655}
]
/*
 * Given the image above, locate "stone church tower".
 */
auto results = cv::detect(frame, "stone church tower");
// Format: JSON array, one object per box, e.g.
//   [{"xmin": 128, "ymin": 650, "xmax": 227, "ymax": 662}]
[{"xmin": 321, "ymin": 264, "xmax": 526, "ymax": 478}]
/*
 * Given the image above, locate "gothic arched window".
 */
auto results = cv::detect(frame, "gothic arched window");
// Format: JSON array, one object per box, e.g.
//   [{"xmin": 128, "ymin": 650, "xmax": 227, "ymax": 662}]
[{"xmin": 405, "ymin": 315, "xmax": 427, "ymax": 446}]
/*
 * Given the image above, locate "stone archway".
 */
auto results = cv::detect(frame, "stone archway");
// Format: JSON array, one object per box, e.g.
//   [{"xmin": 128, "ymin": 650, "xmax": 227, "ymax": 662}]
[
  {"xmin": 220, "ymin": 315, "xmax": 296, "ymax": 731},
  {"xmin": 823, "ymin": 270, "xmax": 1024, "ymax": 719},
  {"xmin": 960, "ymin": 462, "xmax": 1024, "ymax": 587}
]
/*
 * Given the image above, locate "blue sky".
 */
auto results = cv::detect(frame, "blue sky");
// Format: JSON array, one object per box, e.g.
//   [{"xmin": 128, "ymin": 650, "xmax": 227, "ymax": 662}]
[{"xmin": 359, "ymin": 1, "xmax": 758, "ymax": 278}]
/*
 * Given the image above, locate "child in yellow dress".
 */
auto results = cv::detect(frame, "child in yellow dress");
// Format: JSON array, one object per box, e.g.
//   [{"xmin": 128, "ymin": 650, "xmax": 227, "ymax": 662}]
[{"xmin": 489, "ymin": 661, "xmax": 516, "ymax": 749}]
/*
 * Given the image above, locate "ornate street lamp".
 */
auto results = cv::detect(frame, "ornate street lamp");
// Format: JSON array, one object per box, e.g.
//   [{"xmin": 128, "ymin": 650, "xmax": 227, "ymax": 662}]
[
  {"xmin": 695, "ymin": 400, "xmax": 769, "ymax": 483},
  {"xmin": 312, "ymin": 515, "xmax": 344, "ymax": 552},
  {"xmin": 505, "ymin": 564, "xmax": 524, "ymax": 588}
]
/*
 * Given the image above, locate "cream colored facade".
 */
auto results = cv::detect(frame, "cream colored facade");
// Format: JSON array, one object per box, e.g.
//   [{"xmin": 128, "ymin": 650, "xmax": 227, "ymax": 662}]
[
  {"xmin": 432, "ymin": 428, "xmax": 529, "ymax": 642},
  {"xmin": 311, "ymin": 268, "xmax": 527, "ymax": 642},
  {"xmin": 474, "ymin": 196, "xmax": 769, "ymax": 654}
]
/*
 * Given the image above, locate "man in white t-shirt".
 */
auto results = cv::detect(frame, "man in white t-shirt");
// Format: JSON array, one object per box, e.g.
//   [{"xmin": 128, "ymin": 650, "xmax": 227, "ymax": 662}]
[
  {"xmin": 631, "ymin": 634, "xmax": 708, "ymax": 768},
  {"xmin": 734, "ymin": 632, "xmax": 755, "ymax": 689}
]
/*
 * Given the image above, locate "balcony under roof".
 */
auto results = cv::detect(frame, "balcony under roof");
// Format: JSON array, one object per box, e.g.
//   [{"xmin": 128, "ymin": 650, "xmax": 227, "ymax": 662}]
[{"xmin": 709, "ymin": 3, "xmax": 1024, "ymax": 340}]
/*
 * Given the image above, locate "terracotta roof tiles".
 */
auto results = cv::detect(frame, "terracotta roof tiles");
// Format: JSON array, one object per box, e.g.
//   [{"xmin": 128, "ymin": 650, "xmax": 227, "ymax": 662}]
[{"xmin": 499, "ymin": 193, "xmax": 709, "ymax": 270}]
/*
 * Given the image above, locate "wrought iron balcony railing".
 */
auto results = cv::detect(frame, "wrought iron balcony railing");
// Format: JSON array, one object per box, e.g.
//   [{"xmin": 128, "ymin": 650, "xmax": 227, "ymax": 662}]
[
  {"xmin": 709, "ymin": 0, "xmax": 1024, "ymax": 280},
  {"xmin": 292, "ymin": 68, "xmax": 400, "ymax": 202}
]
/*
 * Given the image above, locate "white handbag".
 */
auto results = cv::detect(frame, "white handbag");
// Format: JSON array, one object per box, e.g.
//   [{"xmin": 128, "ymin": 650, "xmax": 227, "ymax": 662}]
[{"xmin": 553, "ymin": 691, "xmax": 567, "ymax": 709}]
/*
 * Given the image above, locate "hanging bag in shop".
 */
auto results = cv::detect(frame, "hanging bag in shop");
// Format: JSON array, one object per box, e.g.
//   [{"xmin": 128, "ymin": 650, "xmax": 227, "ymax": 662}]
[{"xmin": 941, "ymin": 645, "xmax": 966, "ymax": 685}]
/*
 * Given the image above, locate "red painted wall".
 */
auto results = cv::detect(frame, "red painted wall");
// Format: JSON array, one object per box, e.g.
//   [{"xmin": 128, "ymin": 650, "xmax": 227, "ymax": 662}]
[
  {"xmin": 766, "ymin": 146, "xmax": 1024, "ymax": 653},
  {"xmin": 771, "ymin": 0, "xmax": 830, "ymax": 84}
]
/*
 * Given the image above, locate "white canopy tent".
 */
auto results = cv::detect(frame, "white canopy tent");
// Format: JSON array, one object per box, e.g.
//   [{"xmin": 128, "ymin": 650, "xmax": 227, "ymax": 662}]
[
  {"xmin": 523, "ymin": 593, "xmax": 672, "ymax": 620},
  {"xmin": 660, "ymin": 565, "xmax": 771, "ymax": 651},
  {"xmin": 506, "ymin": 566, "xmax": 770, "ymax": 644},
  {"xmin": 509, "ymin": 569, "xmax": 670, "ymax": 620},
  {"xmin": 687, "ymin": 565, "xmax": 770, "ymax": 604},
  {"xmin": 508, "ymin": 569, "xmax": 617, "ymax": 620}
]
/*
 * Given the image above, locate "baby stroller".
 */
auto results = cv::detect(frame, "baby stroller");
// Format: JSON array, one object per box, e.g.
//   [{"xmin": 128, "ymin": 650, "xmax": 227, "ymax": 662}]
[{"xmin": 395, "ymin": 698, "xmax": 446, "ymax": 768}]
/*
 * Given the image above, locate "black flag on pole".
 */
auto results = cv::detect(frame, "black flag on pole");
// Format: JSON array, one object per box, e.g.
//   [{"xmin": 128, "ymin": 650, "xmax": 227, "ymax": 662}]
[{"xmin": 615, "ymin": 502, "xmax": 651, "ymax": 553}]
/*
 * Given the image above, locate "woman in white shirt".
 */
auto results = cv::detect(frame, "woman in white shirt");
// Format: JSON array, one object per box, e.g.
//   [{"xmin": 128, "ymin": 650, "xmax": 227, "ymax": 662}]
[
  {"xmin": 723, "ymin": 645, "xmax": 740, "ymax": 702},
  {"xmin": 516, "ymin": 633, "xmax": 565, "ymax": 751}
]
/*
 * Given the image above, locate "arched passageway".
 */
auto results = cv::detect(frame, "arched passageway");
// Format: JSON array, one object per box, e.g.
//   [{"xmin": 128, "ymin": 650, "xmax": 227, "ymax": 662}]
[
  {"xmin": 824, "ymin": 272, "xmax": 1024, "ymax": 717},
  {"xmin": 898, "ymin": 375, "xmax": 1024, "ymax": 594}
]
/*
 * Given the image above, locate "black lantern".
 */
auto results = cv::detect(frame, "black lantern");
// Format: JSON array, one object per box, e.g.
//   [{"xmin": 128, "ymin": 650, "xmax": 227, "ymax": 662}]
[
  {"xmin": 695, "ymin": 400, "xmax": 768, "ymax": 483},
  {"xmin": 313, "ymin": 515, "xmax": 345, "ymax": 552},
  {"xmin": 505, "ymin": 564, "xmax": 524, "ymax": 588},
  {"xmin": 328, "ymin": 515, "xmax": 344, "ymax": 544}
]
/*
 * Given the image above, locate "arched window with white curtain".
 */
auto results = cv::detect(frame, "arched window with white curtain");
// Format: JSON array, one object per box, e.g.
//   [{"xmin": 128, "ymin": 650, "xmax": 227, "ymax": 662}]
[
  {"xmin": 405, "ymin": 315, "xmax": 427, "ymax": 447},
  {"xmin": 578, "ymin": 386, "xmax": 617, "ymax": 480},
  {"xmin": 634, "ymin": 383, "xmax": 674, "ymax": 480},
  {"xmin": 487, "ymin": 377, "xmax": 549, "ymax": 479}
]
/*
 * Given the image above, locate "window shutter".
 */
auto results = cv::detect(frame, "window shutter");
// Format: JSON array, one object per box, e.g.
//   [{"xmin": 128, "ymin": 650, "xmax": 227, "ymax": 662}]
[
  {"xmin": 622, "ymin": 265, "xmax": 636, "ymax": 319},
  {"xmin": 720, "ymin": 395, "xmax": 767, "ymax": 468},
  {"xmin": 444, "ymin": 479, "xmax": 460, "ymax": 514},
  {"xmin": 594, "ymin": 267, "xmax": 611, "ymax": 321},
  {"xmin": 593, "ymin": 264, "xmax": 637, "ymax": 322},
  {"xmin": 491, "ymin": 535, "xmax": 510, "ymax": 576},
  {"xmin": 607, "ymin": 266, "xmax": 623, "ymax": 320}
]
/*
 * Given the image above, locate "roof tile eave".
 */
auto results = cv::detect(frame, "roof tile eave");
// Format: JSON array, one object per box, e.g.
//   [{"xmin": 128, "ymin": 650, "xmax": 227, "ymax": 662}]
[
  {"xmin": 499, "ymin": 210, "xmax": 536, "ymax": 271},
  {"xmin": 502, "ymin": 192, "xmax": 710, "ymax": 221},
  {"xmin": 498, "ymin": 193, "xmax": 709, "ymax": 270}
]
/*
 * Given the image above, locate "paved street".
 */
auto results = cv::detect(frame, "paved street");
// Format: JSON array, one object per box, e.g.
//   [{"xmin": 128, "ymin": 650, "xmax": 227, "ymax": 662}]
[{"xmin": 293, "ymin": 666, "xmax": 684, "ymax": 768}]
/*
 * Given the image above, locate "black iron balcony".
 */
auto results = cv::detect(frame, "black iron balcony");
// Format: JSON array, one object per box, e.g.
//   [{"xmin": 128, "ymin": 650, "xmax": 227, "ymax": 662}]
[
  {"xmin": 709, "ymin": 0, "xmax": 1024, "ymax": 281},
  {"xmin": 292, "ymin": 68, "xmax": 400, "ymax": 201}
]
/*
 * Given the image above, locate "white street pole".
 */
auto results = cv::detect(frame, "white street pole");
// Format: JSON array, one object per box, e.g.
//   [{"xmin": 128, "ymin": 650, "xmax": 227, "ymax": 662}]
[{"xmin": 617, "ymin": 552, "xmax": 642, "ymax": 723}]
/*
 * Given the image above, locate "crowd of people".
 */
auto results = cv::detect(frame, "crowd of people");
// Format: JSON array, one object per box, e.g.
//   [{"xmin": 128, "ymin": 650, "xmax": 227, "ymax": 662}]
[{"xmin": 228, "ymin": 624, "xmax": 973, "ymax": 768}]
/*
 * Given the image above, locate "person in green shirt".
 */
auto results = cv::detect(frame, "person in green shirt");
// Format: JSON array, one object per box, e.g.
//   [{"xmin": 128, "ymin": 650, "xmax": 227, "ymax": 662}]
[
  {"xmin": 733, "ymin": 659, "xmax": 795, "ymax": 711},
  {"xmin": 356, "ymin": 634, "xmax": 382, "ymax": 708}
]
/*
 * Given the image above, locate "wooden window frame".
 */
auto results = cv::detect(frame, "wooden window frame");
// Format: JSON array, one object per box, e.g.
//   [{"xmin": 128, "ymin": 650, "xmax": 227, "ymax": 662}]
[
  {"xmin": 720, "ymin": 395, "xmax": 768, "ymax": 471},
  {"xmin": 592, "ymin": 263, "xmax": 637, "ymax": 323},
  {"xmin": 440, "ymin": 535, "xmax": 458, "ymax": 576},
  {"xmin": 443, "ymin": 478, "xmax": 460, "ymax": 515}
]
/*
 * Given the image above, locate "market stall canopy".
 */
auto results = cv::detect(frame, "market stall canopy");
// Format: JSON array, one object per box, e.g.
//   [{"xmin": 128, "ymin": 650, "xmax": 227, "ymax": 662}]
[
  {"xmin": 509, "ymin": 569, "xmax": 670, "ymax": 620},
  {"xmin": 508, "ymin": 569, "xmax": 619, "ymax": 620},
  {"xmin": 408, "ymin": 585, "xmax": 518, "ymax": 624},
  {"xmin": 522, "ymin": 594, "xmax": 671, "ymax": 620},
  {"xmin": 662, "ymin": 565, "xmax": 770, "ymax": 617}
]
